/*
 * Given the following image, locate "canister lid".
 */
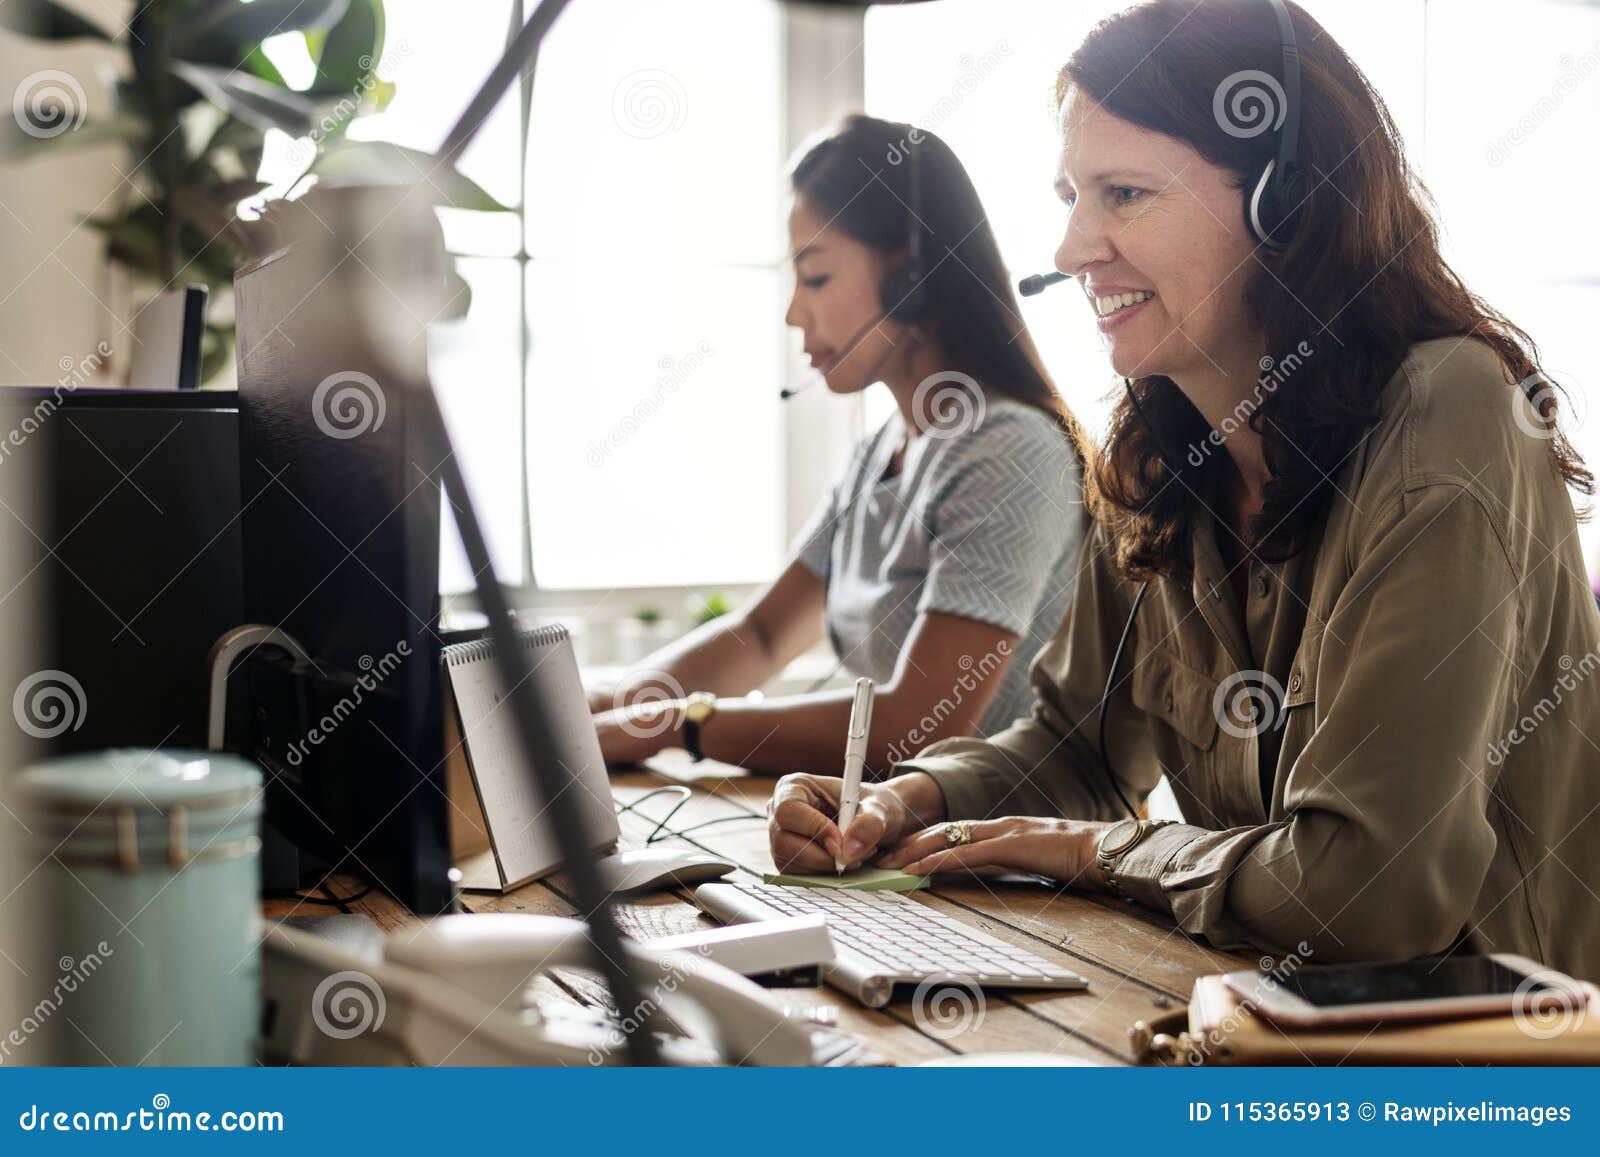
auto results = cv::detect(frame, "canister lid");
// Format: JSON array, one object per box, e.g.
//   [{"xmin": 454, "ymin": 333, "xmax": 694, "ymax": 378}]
[{"xmin": 18, "ymin": 749, "xmax": 262, "ymax": 814}]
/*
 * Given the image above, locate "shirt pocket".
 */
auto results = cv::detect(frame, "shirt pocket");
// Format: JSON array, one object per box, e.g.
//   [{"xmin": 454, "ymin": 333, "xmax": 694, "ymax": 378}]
[
  {"xmin": 1129, "ymin": 649, "xmax": 1220, "ymax": 753},
  {"xmin": 1278, "ymin": 621, "xmax": 1322, "ymax": 743}
]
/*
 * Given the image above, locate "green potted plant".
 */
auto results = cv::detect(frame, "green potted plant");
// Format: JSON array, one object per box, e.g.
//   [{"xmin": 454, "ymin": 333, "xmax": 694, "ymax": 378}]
[
  {"xmin": 690, "ymin": 591, "xmax": 731, "ymax": 625},
  {"xmin": 3, "ymin": 0, "xmax": 505, "ymax": 384},
  {"xmin": 617, "ymin": 604, "xmax": 680, "ymax": 664}
]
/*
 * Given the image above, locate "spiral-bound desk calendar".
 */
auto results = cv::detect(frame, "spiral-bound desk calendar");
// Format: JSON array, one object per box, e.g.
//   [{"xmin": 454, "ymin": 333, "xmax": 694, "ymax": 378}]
[{"xmin": 442, "ymin": 624, "xmax": 621, "ymax": 892}]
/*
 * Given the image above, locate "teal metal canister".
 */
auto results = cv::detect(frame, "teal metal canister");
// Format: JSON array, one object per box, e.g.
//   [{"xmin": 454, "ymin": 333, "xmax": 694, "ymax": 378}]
[{"xmin": 16, "ymin": 749, "xmax": 263, "ymax": 1065}]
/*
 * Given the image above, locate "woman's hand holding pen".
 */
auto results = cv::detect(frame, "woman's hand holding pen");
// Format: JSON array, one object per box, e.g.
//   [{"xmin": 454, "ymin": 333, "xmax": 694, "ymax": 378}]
[
  {"xmin": 766, "ymin": 771, "xmax": 947, "ymax": 873},
  {"xmin": 767, "ymin": 769, "xmax": 1112, "ymax": 888}
]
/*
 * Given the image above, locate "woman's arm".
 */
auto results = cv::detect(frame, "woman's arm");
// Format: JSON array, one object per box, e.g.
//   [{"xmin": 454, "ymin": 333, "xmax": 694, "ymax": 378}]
[
  {"xmin": 595, "ymin": 609, "xmax": 1020, "ymax": 774},
  {"xmin": 882, "ymin": 484, "xmax": 1521, "ymax": 964},
  {"xmin": 693, "ymin": 610, "xmax": 1019, "ymax": 775},
  {"xmin": 587, "ymin": 559, "xmax": 825, "ymax": 714}
]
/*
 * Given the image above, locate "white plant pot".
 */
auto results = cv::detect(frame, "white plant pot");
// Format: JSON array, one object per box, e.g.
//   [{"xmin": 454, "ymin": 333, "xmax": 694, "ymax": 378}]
[{"xmin": 614, "ymin": 618, "xmax": 680, "ymax": 665}]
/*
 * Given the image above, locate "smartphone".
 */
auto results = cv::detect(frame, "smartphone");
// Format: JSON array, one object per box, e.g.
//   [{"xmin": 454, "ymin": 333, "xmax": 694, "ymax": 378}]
[{"xmin": 1225, "ymin": 954, "xmax": 1589, "ymax": 1027}]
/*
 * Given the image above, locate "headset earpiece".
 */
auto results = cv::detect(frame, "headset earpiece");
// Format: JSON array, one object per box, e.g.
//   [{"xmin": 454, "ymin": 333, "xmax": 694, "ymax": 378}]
[
  {"xmin": 1243, "ymin": 0, "xmax": 1303, "ymax": 251},
  {"xmin": 880, "ymin": 265, "xmax": 928, "ymax": 325},
  {"xmin": 1246, "ymin": 157, "xmax": 1303, "ymax": 249},
  {"xmin": 879, "ymin": 128, "xmax": 930, "ymax": 325}
]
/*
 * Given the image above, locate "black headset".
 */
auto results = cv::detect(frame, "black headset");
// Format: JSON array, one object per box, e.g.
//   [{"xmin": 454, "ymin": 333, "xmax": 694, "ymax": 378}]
[
  {"xmin": 878, "ymin": 129, "xmax": 932, "ymax": 323},
  {"xmin": 1242, "ymin": 0, "xmax": 1304, "ymax": 250}
]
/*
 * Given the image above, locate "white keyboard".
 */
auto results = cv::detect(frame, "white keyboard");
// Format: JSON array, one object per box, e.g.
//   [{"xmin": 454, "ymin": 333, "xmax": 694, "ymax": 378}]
[{"xmin": 695, "ymin": 882, "xmax": 1088, "ymax": 1009}]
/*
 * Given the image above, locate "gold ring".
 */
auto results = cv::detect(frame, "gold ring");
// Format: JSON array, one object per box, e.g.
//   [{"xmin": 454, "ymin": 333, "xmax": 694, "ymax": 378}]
[{"xmin": 944, "ymin": 820, "xmax": 973, "ymax": 847}]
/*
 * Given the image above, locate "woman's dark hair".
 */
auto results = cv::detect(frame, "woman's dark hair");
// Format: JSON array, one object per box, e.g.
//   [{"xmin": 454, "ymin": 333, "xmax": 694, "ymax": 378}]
[
  {"xmin": 1059, "ymin": 0, "xmax": 1590, "ymax": 578},
  {"xmin": 790, "ymin": 114, "xmax": 1083, "ymax": 449}
]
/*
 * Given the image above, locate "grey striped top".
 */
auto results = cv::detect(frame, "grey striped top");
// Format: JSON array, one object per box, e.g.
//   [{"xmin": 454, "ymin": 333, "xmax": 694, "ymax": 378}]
[{"xmin": 792, "ymin": 398, "xmax": 1086, "ymax": 748}]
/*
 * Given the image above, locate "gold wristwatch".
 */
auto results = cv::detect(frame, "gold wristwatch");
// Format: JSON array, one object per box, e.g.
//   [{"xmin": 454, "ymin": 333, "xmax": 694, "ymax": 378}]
[
  {"xmin": 682, "ymin": 692, "xmax": 717, "ymax": 762},
  {"xmin": 1095, "ymin": 818, "xmax": 1175, "ymax": 894}
]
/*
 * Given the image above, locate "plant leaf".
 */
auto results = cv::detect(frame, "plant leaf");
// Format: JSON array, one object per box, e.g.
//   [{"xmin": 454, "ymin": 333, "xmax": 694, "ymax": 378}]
[
  {"xmin": 169, "ymin": 61, "xmax": 315, "ymax": 137},
  {"xmin": 176, "ymin": 0, "xmax": 349, "ymax": 64},
  {"xmin": 199, "ymin": 323, "xmax": 235, "ymax": 386},
  {"xmin": 87, "ymin": 206, "xmax": 242, "ymax": 288},
  {"xmin": 241, "ymin": 45, "xmax": 290, "ymax": 90},
  {"xmin": 310, "ymin": 140, "xmax": 513, "ymax": 212},
  {"xmin": 307, "ymin": 0, "xmax": 385, "ymax": 96},
  {"xmin": 3, "ymin": 112, "xmax": 147, "ymax": 158},
  {"xmin": 0, "ymin": 1, "xmax": 113, "ymax": 41}
]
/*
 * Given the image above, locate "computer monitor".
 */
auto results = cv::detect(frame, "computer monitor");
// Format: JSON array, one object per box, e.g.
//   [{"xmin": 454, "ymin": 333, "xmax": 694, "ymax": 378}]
[
  {"xmin": 0, "ymin": 387, "xmax": 244, "ymax": 756},
  {"xmin": 234, "ymin": 234, "xmax": 454, "ymax": 916}
]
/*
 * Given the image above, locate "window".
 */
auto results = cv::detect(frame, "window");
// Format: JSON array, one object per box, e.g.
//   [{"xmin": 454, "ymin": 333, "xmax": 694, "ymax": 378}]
[
  {"xmin": 523, "ymin": 0, "xmax": 786, "ymax": 590},
  {"xmin": 267, "ymin": 0, "xmax": 796, "ymax": 597}
]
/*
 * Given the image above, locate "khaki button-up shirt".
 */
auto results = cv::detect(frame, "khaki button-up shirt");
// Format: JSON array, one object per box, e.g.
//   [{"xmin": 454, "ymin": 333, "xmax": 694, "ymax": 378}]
[{"xmin": 894, "ymin": 338, "xmax": 1600, "ymax": 980}]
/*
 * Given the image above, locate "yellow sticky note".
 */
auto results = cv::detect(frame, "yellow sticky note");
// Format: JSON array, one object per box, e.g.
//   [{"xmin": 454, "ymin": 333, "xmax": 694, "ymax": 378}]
[{"xmin": 761, "ymin": 867, "xmax": 930, "ymax": 892}]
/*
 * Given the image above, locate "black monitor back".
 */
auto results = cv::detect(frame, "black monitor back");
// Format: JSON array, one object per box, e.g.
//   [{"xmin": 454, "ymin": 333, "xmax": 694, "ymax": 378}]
[
  {"xmin": 0, "ymin": 388, "xmax": 243, "ymax": 756},
  {"xmin": 235, "ymin": 243, "xmax": 452, "ymax": 915}
]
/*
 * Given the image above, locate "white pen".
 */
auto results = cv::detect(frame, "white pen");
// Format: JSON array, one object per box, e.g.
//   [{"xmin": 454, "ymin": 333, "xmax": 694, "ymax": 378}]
[{"xmin": 834, "ymin": 677, "xmax": 874, "ymax": 874}]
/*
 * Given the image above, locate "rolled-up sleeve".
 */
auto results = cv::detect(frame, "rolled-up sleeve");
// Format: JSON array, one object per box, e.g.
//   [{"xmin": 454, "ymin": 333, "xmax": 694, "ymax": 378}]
[{"xmin": 1113, "ymin": 482, "xmax": 1514, "ymax": 962}]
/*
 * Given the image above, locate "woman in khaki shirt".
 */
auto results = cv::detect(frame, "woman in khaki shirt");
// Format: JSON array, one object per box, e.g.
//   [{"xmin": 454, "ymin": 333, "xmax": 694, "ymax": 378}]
[{"xmin": 768, "ymin": 0, "xmax": 1600, "ymax": 980}]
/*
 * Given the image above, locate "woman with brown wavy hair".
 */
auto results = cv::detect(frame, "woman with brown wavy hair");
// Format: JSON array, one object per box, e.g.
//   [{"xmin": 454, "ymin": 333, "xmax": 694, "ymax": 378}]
[{"xmin": 768, "ymin": 0, "xmax": 1600, "ymax": 978}]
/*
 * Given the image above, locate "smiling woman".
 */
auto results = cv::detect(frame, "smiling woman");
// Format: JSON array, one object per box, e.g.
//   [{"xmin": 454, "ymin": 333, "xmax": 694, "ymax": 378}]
[
  {"xmin": 770, "ymin": 0, "xmax": 1600, "ymax": 982},
  {"xmin": 1055, "ymin": 0, "xmax": 1591, "ymax": 576}
]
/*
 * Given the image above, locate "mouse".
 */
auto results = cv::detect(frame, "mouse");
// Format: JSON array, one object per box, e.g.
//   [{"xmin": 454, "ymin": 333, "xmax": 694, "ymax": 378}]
[{"xmin": 596, "ymin": 847, "xmax": 737, "ymax": 896}]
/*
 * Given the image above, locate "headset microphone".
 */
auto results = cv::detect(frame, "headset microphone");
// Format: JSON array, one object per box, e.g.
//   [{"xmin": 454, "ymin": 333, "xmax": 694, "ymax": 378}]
[
  {"xmin": 778, "ymin": 303, "xmax": 898, "ymax": 402},
  {"xmin": 1018, "ymin": 271, "xmax": 1070, "ymax": 297}
]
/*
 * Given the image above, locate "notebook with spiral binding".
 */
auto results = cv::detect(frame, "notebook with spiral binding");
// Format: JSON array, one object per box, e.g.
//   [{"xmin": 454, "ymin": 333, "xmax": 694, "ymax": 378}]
[{"xmin": 441, "ymin": 624, "xmax": 621, "ymax": 892}]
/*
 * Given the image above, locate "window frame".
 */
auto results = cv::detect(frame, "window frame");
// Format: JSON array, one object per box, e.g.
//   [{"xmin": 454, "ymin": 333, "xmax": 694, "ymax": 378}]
[{"xmin": 439, "ymin": 2, "xmax": 870, "ymax": 618}]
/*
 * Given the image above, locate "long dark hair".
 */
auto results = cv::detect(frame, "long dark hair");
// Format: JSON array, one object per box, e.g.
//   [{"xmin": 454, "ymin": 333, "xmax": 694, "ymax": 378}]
[
  {"xmin": 1060, "ymin": 0, "xmax": 1590, "ymax": 578},
  {"xmin": 790, "ymin": 114, "xmax": 1082, "ymax": 447}
]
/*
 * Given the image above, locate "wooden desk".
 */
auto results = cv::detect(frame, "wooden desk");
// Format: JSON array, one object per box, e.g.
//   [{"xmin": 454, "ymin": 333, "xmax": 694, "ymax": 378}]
[{"xmin": 263, "ymin": 766, "xmax": 1253, "ymax": 1065}]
